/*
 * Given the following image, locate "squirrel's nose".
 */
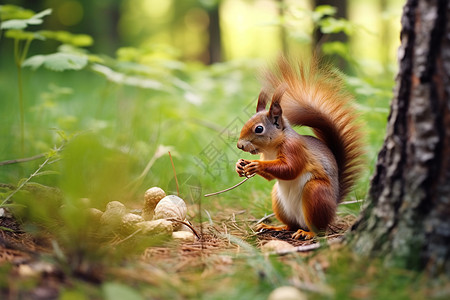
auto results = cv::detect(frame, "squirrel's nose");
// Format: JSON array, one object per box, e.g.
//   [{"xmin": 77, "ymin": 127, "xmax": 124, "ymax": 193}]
[{"xmin": 237, "ymin": 140, "xmax": 244, "ymax": 150}]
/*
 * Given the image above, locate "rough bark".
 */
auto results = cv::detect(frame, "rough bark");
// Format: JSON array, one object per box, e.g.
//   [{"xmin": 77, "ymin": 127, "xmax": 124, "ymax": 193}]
[{"xmin": 351, "ymin": 0, "xmax": 450, "ymax": 277}]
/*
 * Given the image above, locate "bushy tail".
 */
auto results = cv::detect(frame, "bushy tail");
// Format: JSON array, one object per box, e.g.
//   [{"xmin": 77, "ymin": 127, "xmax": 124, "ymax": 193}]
[{"xmin": 263, "ymin": 57, "xmax": 365, "ymax": 202}]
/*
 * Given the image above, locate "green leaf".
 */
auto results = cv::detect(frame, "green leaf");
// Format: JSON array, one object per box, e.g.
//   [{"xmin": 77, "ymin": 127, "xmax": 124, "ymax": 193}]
[
  {"xmin": 23, "ymin": 53, "xmax": 88, "ymax": 71},
  {"xmin": 0, "ymin": 226, "xmax": 14, "ymax": 232},
  {"xmin": 322, "ymin": 41, "xmax": 350, "ymax": 58},
  {"xmin": 312, "ymin": 5, "xmax": 336, "ymax": 22},
  {"xmin": 0, "ymin": 203, "xmax": 27, "ymax": 209},
  {"xmin": 39, "ymin": 30, "xmax": 93, "ymax": 47},
  {"xmin": 0, "ymin": 8, "xmax": 51, "ymax": 30},
  {"xmin": 59, "ymin": 290, "xmax": 88, "ymax": 300},
  {"xmin": 116, "ymin": 47, "xmax": 140, "ymax": 62},
  {"xmin": 0, "ymin": 5, "xmax": 35, "ymax": 21},
  {"xmin": 289, "ymin": 31, "xmax": 312, "ymax": 44},
  {"xmin": 34, "ymin": 170, "xmax": 60, "ymax": 177},
  {"xmin": 33, "ymin": 8, "xmax": 52, "ymax": 19},
  {"xmin": 102, "ymin": 283, "xmax": 144, "ymax": 300},
  {"xmin": 319, "ymin": 17, "xmax": 353, "ymax": 35},
  {"xmin": 91, "ymin": 64, "xmax": 166, "ymax": 90},
  {"xmin": 4, "ymin": 29, "xmax": 45, "ymax": 41}
]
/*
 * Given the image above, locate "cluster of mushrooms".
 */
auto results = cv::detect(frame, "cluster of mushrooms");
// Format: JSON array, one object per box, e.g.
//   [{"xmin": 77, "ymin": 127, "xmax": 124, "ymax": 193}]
[{"xmin": 89, "ymin": 187, "xmax": 195, "ymax": 242}]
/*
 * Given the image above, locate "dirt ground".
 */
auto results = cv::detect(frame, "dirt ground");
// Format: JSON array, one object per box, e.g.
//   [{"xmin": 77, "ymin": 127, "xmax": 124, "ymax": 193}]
[{"xmin": 0, "ymin": 211, "xmax": 355, "ymax": 299}]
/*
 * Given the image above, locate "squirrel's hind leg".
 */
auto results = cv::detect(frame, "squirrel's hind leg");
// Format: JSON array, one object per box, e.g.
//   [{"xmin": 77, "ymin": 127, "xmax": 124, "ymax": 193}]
[{"xmin": 255, "ymin": 223, "xmax": 288, "ymax": 232}]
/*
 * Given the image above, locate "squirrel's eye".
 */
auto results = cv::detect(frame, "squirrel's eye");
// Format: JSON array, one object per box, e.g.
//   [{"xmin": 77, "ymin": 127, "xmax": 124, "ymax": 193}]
[{"xmin": 255, "ymin": 125, "xmax": 264, "ymax": 134}]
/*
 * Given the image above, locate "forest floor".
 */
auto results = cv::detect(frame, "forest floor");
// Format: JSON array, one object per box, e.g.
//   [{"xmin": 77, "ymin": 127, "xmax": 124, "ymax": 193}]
[{"xmin": 0, "ymin": 207, "xmax": 355, "ymax": 299}]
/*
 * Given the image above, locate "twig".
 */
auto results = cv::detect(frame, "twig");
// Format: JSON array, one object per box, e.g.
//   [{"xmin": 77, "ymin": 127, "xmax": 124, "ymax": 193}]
[
  {"xmin": 1, "ymin": 141, "xmax": 66, "ymax": 207},
  {"xmin": 0, "ymin": 153, "xmax": 46, "ymax": 166},
  {"xmin": 255, "ymin": 213, "xmax": 275, "ymax": 225},
  {"xmin": 168, "ymin": 151, "xmax": 179, "ymax": 197},
  {"xmin": 167, "ymin": 218, "xmax": 200, "ymax": 239},
  {"xmin": 339, "ymin": 199, "xmax": 364, "ymax": 205},
  {"xmin": 188, "ymin": 187, "xmax": 204, "ymax": 249},
  {"xmin": 204, "ymin": 174, "xmax": 255, "ymax": 197},
  {"xmin": 268, "ymin": 237, "xmax": 344, "ymax": 256}
]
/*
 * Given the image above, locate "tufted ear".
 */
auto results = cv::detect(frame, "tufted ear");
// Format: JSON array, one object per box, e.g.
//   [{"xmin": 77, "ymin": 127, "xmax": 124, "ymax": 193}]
[
  {"xmin": 256, "ymin": 90, "xmax": 270, "ymax": 112},
  {"xmin": 268, "ymin": 84, "xmax": 287, "ymax": 128}
]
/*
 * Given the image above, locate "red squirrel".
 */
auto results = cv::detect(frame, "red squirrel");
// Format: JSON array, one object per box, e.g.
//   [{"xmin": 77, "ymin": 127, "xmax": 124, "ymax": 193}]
[{"xmin": 235, "ymin": 57, "xmax": 364, "ymax": 239}]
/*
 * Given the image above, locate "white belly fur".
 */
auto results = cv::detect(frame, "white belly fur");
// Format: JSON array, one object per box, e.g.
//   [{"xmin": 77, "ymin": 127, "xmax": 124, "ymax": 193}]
[{"xmin": 276, "ymin": 172, "xmax": 312, "ymax": 229}]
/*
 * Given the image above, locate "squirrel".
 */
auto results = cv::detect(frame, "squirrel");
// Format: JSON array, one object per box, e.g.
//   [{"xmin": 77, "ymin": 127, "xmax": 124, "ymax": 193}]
[{"xmin": 235, "ymin": 57, "xmax": 364, "ymax": 240}]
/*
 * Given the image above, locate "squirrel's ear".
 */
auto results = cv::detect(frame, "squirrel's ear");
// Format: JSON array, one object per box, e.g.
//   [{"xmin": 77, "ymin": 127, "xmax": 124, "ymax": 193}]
[
  {"xmin": 268, "ymin": 84, "xmax": 287, "ymax": 128},
  {"xmin": 268, "ymin": 101, "xmax": 283, "ymax": 128},
  {"xmin": 256, "ymin": 90, "xmax": 269, "ymax": 112}
]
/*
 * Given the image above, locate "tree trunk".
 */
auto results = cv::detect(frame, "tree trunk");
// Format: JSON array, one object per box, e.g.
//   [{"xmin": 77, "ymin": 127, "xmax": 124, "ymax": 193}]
[
  {"xmin": 208, "ymin": 5, "xmax": 222, "ymax": 64},
  {"xmin": 277, "ymin": 0, "xmax": 288, "ymax": 55},
  {"xmin": 313, "ymin": 0, "xmax": 348, "ymax": 70},
  {"xmin": 351, "ymin": 0, "xmax": 450, "ymax": 277}
]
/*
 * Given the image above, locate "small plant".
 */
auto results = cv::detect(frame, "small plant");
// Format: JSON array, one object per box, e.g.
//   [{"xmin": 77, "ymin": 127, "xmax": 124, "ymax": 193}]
[
  {"xmin": 1, "ymin": 7, "xmax": 50, "ymax": 152},
  {"xmin": 0, "ymin": 5, "xmax": 93, "ymax": 153}
]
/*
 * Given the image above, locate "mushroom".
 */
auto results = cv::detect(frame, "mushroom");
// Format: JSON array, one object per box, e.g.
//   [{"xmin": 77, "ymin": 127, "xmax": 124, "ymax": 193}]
[
  {"xmin": 121, "ymin": 213, "xmax": 145, "ymax": 234},
  {"xmin": 100, "ymin": 201, "xmax": 127, "ymax": 231},
  {"xmin": 154, "ymin": 195, "xmax": 187, "ymax": 230},
  {"xmin": 261, "ymin": 240, "xmax": 295, "ymax": 253},
  {"xmin": 172, "ymin": 231, "xmax": 194, "ymax": 243},
  {"xmin": 142, "ymin": 187, "xmax": 166, "ymax": 220},
  {"xmin": 136, "ymin": 219, "xmax": 173, "ymax": 236},
  {"xmin": 268, "ymin": 286, "xmax": 307, "ymax": 300},
  {"xmin": 87, "ymin": 208, "xmax": 103, "ymax": 223}
]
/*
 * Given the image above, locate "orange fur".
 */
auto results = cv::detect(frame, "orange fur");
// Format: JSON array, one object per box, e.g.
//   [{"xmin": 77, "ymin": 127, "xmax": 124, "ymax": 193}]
[
  {"xmin": 301, "ymin": 179, "xmax": 337, "ymax": 232},
  {"xmin": 236, "ymin": 57, "xmax": 365, "ymax": 240},
  {"xmin": 263, "ymin": 57, "xmax": 365, "ymax": 202}
]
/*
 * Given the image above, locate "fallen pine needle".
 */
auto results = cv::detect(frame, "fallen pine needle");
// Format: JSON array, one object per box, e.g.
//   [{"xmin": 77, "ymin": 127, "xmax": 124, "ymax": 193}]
[
  {"xmin": 168, "ymin": 151, "xmax": 180, "ymax": 197},
  {"xmin": 204, "ymin": 174, "xmax": 255, "ymax": 197}
]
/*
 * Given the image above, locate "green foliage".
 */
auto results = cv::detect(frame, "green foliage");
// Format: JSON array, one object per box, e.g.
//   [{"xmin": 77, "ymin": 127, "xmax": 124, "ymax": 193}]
[
  {"xmin": 0, "ymin": 8, "xmax": 51, "ymax": 30},
  {"xmin": 324, "ymin": 250, "xmax": 427, "ymax": 300},
  {"xmin": 102, "ymin": 283, "xmax": 144, "ymax": 300},
  {"xmin": 39, "ymin": 30, "xmax": 93, "ymax": 47},
  {"xmin": 1, "ymin": 138, "xmax": 65, "ymax": 207},
  {"xmin": 23, "ymin": 52, "xmax": 88, "ymax": 71},
  {"xmin": 311, "ymin": 5, "xmax": 337, "ymax": 22},
  {"xmin": 4, "ymin": 29, "xmax": 44, "ymax": 40},
  {"xmin": 90, "ymin": 63, "xmax": 166, "ymax": 91},
  {"xmin": 318, "ymin": 17, "xmax": 353, "ymax": 35},
  {"xmin": 0, "ymin": 4, "xmax": 34, "ymax": 21},
  {"xmin": 59, "ymin": 134, "xmax": 132, "ymax": 205}
]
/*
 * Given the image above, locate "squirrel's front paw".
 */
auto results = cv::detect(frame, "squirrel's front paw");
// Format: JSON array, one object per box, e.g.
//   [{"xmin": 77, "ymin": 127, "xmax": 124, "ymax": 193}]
[
  {"xmin": 243, "ymin": 161, "xmax": 260, "ymax": 177},
  {"xmin": 236, "ymin": 159, "xmax": 250, "ymax": 177}
]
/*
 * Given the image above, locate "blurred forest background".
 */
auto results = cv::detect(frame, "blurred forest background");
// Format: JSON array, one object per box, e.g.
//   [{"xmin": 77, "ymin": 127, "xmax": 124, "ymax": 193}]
[
  {"xmin": 0, "ymin": 0, "xmax": 419, "ymax": 299},
  {"xmin": 0, "ymin": 0, "xmax": 403, "ymax": 188},
  {"xmin": 1, "ymin": 0, "xmax": 403, "ymax": 64}
]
